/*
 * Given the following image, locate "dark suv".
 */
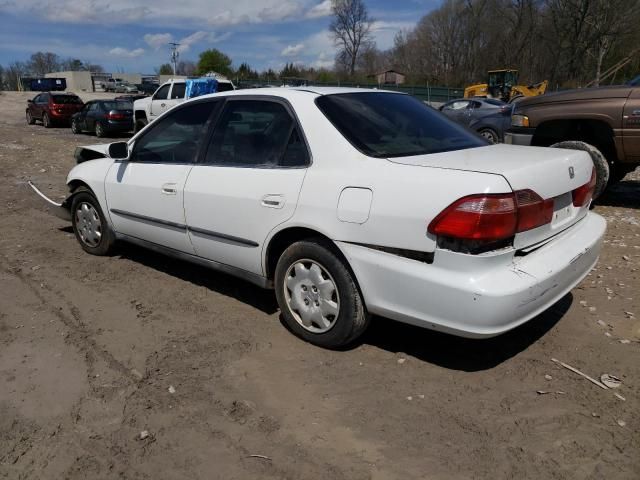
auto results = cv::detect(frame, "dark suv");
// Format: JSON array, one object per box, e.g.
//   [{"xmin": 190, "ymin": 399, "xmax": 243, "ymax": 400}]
[{"xmin": 26, "ymin": 92, "xmax": 84, "ymax": 128}]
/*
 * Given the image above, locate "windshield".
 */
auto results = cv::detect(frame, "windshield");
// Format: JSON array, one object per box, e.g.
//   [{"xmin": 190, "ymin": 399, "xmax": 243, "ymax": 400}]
[
  {"xmin": 52, "ymin": 94, "xmax": 82, "ymax": 104},
  {"xmin": 629, "ymin": 75, "xmax": 640, "ymax": 86},
  {"xmin": 316, "ymin": 92, "xmax": 486, "ymax": 158}
]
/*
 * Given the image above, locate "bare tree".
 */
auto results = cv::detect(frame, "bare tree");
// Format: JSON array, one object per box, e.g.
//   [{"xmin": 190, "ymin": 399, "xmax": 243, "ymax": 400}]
[
  {"xmin": 28, "ymin": 52, "xmax": 61, "ymax": 76},
  {"xmin": 4, "ymin": 62, "xmax": 28, "ymax": 90},
  {"xmin": 330, "ymin": 0, "xmax": 373, "ymax": 76}
]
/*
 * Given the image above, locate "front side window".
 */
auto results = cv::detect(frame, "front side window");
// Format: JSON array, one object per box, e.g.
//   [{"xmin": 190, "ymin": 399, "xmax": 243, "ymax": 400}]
[
  {"xmin": 132, "ymin": 101, "xmax": 216, "ymax": 164},
  {"xmin": 316, "ymin": 93, "xmax": 486, "ymax": 158},
  {"xmin": 205, "ymin": 100, "xmax": 308, "ymax": 167},
  {"xmin": 154, "ymin": 84, "xmax": 170, "ymax": 100},
  {"xmin": 170, "ymin": 83, "xmax": 186, "ymax": 99}
]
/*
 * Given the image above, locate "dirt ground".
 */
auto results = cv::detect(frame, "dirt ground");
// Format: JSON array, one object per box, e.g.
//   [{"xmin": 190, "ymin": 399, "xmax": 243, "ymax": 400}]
[{"xmin": 0, "ymin": 90, "xmax": 638, "ymax": 480}]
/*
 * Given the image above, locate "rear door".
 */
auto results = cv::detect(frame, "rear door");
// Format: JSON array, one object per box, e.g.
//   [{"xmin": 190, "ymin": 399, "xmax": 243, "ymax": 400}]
[
  {"xmin": 184, "ymin": 98, "xmax": 309, "ymax": 276},
  {"xmin": 105, "ymin": 100, "xmax": 217, "ymax": 253}
]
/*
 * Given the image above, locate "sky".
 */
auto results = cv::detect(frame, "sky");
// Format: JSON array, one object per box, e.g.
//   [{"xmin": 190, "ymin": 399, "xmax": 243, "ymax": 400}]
[{"xmin": 0, "ymin": 0, "xmax": 440, "ymax": 74}]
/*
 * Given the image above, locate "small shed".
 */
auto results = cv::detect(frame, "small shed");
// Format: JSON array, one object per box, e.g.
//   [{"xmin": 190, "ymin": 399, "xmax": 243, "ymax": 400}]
[{"xmin": 372, "ymin": 70, "xmax": 406, "ymax": 86}]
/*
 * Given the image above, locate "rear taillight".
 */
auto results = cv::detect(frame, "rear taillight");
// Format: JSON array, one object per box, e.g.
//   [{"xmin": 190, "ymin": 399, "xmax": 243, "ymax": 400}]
[
  {"xmin": 572, "ymin": 168, "xmax": 596, "ymax": 207},
  {"xmin": 428, "ymin": 194, "xmax": 517, "ymax": 241},
  {"xmin": 515, "ymin": 189, "xmax": 554, "ymax": 232},
  {"xmin": 428, "ymin": 189, "xmax": 554, "ymax": 243},
  {"xmin": 107, "ymin": 112, "xmax": 126, "ymax": 120}
]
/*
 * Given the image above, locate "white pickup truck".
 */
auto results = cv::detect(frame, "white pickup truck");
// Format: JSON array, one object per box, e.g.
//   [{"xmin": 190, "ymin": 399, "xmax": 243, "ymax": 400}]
[{"xmin": 133, "ymin": 77, "xmax": 235, "ymax": 132}]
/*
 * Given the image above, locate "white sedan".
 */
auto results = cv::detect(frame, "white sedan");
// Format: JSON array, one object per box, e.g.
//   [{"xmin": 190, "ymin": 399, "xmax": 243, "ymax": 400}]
[{"xmin": 31, "ymin": 87, "xmax": 606, "ymax": 348}]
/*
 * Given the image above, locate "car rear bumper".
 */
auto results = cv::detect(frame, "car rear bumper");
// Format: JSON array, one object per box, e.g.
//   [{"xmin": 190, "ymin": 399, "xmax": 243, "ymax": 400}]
[
  {"xmin": 504, "ymin": 131, "xmax": 533, "ymax": 146},
  {"xmin": 104, "ymin": 120, "xmax": 133, "ymax": 132},
  {"xmin": 337, "ymin": 212, "xmax": 606, "ymax": 338}
]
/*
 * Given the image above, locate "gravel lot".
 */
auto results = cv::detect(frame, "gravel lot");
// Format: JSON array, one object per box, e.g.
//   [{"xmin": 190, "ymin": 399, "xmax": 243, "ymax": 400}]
[{"xmin": 0, "ymin": 90, "xmax": 638, "ymax": 479}]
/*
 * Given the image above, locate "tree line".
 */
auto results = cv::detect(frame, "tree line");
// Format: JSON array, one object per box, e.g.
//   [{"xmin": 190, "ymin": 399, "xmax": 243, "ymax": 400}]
[
  {"xmin": 2, "ymin": 0, "xmax": 639, "ymax": 91},
  {"xmin": 346, "ymin": 0, "xmax": 640, "ymax": 88},
  {"xmin": 0, "ymin": 52, "xmax": 104, "ymax": 90}
]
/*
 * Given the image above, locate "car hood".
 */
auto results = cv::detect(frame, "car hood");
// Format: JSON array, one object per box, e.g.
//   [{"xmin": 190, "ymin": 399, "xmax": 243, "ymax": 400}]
[
  {"xmin": 74, "ymin": 143, "xmax": 111, "ymax": 164},
  {"xmin": 517, "ymin": 85, "xmax": 633, "ymax": 107},
  {"xmin": 134, "ymin": 96, "xmax": 151, "ymax": 110}
]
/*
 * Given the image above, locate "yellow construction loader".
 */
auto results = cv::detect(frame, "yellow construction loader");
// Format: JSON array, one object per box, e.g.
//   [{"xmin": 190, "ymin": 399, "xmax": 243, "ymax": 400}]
[{"xmin": 464, "ymin": 69, "xmax": 547, "ymax": 102}]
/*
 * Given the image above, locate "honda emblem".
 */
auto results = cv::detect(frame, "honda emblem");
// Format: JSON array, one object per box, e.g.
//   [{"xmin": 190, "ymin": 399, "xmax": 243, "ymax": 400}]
[{"xmin": 568, "ymin": 166, "xmax": 575, "ymax": 179}]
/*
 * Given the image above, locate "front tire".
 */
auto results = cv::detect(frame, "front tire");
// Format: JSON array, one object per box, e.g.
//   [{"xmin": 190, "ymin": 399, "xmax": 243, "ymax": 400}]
[
  {"xmin": 71, "ymin": 119, "xmax": 81, "ymax": 134},
  {"xmin": 26, "ymin": 110, "xmax": 35, "ymax": 125},
  {"xmin": 275, "ymin": 239, "xmax": 369, "ymax": 349},
  {"xmin": 134, "ymin": 118, "xmax": 148, "ymax": 133},
  {"xmin": 550, "ymin": 141, "xmax": 609, "ymax": 200},
  {"xmin": 71, "ymin": 191, "xmax": 116, "ymax": 256}
]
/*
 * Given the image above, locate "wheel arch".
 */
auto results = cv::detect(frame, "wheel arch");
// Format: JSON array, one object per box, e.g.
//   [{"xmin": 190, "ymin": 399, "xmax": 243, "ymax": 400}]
[
  {"xmin": 263, "ymin": 226, "xmax": 360, "ymax": 289},
  {"xmin": 532, "ymin": 119, "xmax": 618, "ymax": 163}
]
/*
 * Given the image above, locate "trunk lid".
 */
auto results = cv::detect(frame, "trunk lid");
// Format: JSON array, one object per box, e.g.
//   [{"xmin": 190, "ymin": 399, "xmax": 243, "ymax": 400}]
[{"xmin": 390, "ymin": 144, "xmax": 594, "ymax": 249}]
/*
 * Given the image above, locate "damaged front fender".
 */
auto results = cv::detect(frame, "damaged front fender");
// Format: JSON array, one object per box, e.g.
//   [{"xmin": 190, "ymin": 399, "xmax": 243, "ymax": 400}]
[{"xmin": 27, "ymin": 181, "xmax": 72, "ymax": 222}]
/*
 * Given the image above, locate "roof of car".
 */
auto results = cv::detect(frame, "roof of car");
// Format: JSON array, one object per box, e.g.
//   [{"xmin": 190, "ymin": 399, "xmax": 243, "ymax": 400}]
[{"xmin": 194, "ymin": 86, "xmax": 402, "ymax": 102}]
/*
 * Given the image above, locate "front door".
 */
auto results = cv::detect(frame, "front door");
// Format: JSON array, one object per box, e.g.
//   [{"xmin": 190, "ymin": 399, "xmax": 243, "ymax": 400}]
[
  {"xmin": 149, "ymin": 83, "xmax": 171, "ymax": 120},
  {"xmin": 184, "ymin": 98, "xmax": 309, "ymax": 276},
  {"xmin": 105, "ymin": 100, "xmax": 217, "ymax": 253},
  {"xmin": 623, "ymin": 87, "xmax": 640, "ymax": 163}
]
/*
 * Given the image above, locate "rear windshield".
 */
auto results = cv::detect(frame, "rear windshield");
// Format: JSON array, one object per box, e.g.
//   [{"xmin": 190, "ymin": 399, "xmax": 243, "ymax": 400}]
[
  {"xmin": 101, "ymin": 101, "xmax": 132, "ymax": 110},
  {"xmin": 629, "ymin": 75, "xmax": 640, "ymax": 86},
  {"xmin": 316, "ymin": 93, "xmax": 486, "ymax": 158},
  {"xmin": 52, "ymin": 94, "xmax": 82, "ymax": 104},
  {"xmin": 217, "ymin": 82, "xmax": 234, "ymax": 92}
]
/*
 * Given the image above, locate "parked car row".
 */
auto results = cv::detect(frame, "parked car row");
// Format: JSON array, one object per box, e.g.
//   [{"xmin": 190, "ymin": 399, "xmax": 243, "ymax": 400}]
[{"xmin": 26, "ymin": 92, "xmax": 134, "ymax": 137}]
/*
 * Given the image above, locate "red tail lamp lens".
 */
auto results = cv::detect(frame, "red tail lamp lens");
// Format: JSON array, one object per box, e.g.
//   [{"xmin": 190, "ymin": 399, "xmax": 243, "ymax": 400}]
[
  {"xmin": 572, "ymin": 168, "xmax": 596, "ymax": 207},
  {"xmin": 428, "ymin": 194, "xmax": 518, "ymax": 241},
  {"xmin": 515, "ymin": 189, "xmax": 554, "ymax": 232}
]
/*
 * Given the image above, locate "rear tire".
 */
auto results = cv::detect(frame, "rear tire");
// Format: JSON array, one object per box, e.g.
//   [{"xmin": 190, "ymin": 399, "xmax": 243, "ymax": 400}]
[
  {"xmin": 42, "ymin": 113, "xmax": 51, "ymax": 128},
  {"xmin": 95, "ymin": 122, "xmax": 105, "ymax": 138},
  {"xmin": 71, "ymin": 191, "xmax": 116, "ymax": 256},
  {"xmin": 274, "ymin": 239, "xmax": 369, "ymax": 349},
  {"xmin": 134, "ymin": 118, "xmax": 148, "ymax": 133},
  {"xmin": 550, "ymin": 141, "xmax": 609, "ymax": 200},
  {"xmin": 478, "ymin": 128, "xmax": 498, "ymax": 144},
  {"xmin": 26, "ymin": 110, "xmax": 35, "ymax": 125}
]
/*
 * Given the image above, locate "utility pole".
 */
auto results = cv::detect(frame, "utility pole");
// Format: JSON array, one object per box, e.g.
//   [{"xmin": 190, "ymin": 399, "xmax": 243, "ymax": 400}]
[{"xmin": 169, "ymin": 42, "xmax": 180, "ymax": 76}]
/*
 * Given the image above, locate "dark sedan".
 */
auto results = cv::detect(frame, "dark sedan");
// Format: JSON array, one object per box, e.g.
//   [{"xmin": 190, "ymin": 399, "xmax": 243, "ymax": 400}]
[
  {"xmin": 71, "ymin": 100, "xmax": 133, "ymax": 137},
  {"xmin": 439, "ymin": 97, "xmax": 511, "ymax": 143}
]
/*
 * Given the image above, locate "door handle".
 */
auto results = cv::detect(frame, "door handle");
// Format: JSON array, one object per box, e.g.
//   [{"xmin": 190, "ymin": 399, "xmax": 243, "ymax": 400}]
[
  {"xmin": 261, "ymin": 194, "xmax": 285, "ymax": 209},
  {"xmin": 161, "ymin": 183, "xmax": 177, "ymax": 195}
]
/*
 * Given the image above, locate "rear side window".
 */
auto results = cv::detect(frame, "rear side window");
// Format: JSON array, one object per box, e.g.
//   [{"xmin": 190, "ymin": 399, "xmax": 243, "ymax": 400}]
[
  {"xmin": 216, "ymin": 82, "xmax": 234, "ymax": 92},
  {"xmin": 170, "ymin": 83, "xmax": 186, "ymax": 99},
  {"xmin": 316, "ymin": 93, "xmax": 486, "ymax": 158},
  {"xmin": 205, "ymin": 100, "xmax": 308, "ymax": 168}
]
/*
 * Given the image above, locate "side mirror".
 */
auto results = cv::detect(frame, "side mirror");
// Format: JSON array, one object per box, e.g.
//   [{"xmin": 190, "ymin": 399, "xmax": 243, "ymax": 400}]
[
  {"xmin": 108, "ymin": 142, "xmax": 129, "ymax": 160},
  {"xmin": 27, "ymin": 99, "xmax": 34, "ymax": 103}
]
